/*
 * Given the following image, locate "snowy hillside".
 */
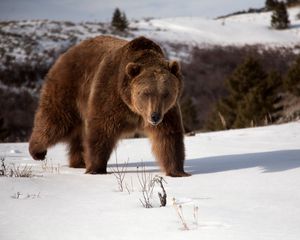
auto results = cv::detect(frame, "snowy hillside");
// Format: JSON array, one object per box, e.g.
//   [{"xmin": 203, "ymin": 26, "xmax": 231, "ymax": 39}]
[
  {"xmin": 1, "ymin": 6, "xmax": 300, "ymax": 68},
  {"xmin": 132, "ymin": 6, "xmax": 300, "ymax": 47},
  {"xmin": 0, "ymin": 20, "xmax": 115, "ymax": 69},
  {"xmin": 1, "ymin": 122, "xmax": 300, "ymax": 240}
]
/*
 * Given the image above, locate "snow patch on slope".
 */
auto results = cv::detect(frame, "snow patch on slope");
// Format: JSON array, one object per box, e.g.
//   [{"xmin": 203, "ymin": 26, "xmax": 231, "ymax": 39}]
[{"xmin": 131, "ymin": 7, "xmax": 300, "ymax": 47}]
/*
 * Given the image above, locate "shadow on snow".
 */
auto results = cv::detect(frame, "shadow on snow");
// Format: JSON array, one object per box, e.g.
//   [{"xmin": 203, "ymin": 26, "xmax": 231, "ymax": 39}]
[{"xmin": 108, "ymin": 149, "xmax": 300, "ymax": 175}]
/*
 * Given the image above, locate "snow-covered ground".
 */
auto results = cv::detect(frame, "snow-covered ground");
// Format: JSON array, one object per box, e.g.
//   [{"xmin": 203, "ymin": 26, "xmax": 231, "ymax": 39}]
[
  {"xmin": 1, "ymin": 122, "xmax": 300, "ymax": 240},
  {"xmin": 132, "ymin": 6, "xmax": 300, "ymax": 47}
]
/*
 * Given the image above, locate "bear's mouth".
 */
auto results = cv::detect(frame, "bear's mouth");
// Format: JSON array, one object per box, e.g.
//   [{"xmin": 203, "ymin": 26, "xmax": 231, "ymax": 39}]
[{"xmin": 148, "ymin": 118, "xmax": 163, "ymax": 126}]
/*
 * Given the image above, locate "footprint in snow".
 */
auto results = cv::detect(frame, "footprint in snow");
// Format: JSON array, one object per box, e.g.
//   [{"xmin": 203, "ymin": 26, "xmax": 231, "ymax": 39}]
[{"xmin": 9, "ymin": 149, "xmax": 22, "ymax": 154}]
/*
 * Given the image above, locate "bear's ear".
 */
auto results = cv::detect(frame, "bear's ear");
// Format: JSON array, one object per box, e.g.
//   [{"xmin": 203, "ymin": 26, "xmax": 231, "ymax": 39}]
[
  {"xmin": 169, "ymin": 61, "xmax": 180, "ymax": 76},
  {"xmin": 126, "ymin": 62, "xmax": 141, "ymax": 78}
]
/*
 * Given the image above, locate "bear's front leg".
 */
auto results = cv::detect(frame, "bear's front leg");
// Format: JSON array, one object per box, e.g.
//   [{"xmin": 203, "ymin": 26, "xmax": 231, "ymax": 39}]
[
  {"xmin": 84, "ymin": 125, "xmax": 117, "ymax": 174},
  {"xmin": 145, "ymin": 106, "xmax": 191, "ymax": 177}
]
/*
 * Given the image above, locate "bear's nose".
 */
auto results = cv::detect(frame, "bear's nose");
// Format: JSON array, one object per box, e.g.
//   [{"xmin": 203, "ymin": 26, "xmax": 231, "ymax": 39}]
[{"xmin": 151, "ymin": 112, "xmax": 161, "ymax": 124}]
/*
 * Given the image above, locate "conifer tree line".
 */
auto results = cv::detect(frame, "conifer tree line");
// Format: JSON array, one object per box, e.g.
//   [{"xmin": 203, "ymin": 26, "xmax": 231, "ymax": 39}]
[
  {"xmin": 206, "ymin": 55, "xmax": 300, "ymax": 130},
  {"xmin": 266, "ymin": 0, "xmax": 300, "ymax": 9}
]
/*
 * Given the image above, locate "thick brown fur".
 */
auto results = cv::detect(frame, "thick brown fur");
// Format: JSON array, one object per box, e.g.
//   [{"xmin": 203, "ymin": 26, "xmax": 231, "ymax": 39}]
[{"xmin": 29, "ymin": 36, "xmax": 190, "ymax": 177}]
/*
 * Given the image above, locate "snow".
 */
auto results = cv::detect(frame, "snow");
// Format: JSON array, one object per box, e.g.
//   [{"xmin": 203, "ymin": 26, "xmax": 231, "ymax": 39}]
[
  {"xmin": 1, "ymin": 5, "xmax": 300, "ymax": 239},
  {"xmin": 1, "ymin": 6, "xmax": 299, "ymax": 75},
  {"xmin": 1, "ymin": 122, "xmax": 300, "ymax": 240},
  {"xmin": 131, "ymin": 6, "xmax": 300, "ymax": 47},
  {"xmin": 0, "ymin": 0, "xmax": 266, "ymax": 22}
]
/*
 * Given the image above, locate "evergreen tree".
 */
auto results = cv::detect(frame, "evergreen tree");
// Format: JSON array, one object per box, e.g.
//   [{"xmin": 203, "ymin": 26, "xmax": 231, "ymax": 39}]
[
  {"xmin": 266, "ymin": 0, "xmax": 277, "ymax": 10},
  {"xmin": 234, "ymin": 87, "xmax": 265, "ymax": 127},
  {"xmin": 120, "ymin": 12, "xmax": 129, "ymax": 31},
  {"xmin": 206, "ymin": 57, "xmax": 281, "ymax": 130},
  {"xmin": 284, "ymin": 56, "xmax": 300, "ymax": 96},
  {"xmin": 271, "ymin": 1, "xmax": 290, "ymax": 29},
  {"xmin": 228, "ymin": 57, "xmax": 268, "ymax": 127},
  {"xmin": 111, "ymin": 8, "xmax": 128, "ymax": 32},
  {"xmin": 235, "ymin": 71, "xmax": 281, "ymax": 127}
]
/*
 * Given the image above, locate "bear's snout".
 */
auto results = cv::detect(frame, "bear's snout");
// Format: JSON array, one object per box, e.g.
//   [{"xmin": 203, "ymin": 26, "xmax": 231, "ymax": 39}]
[{"xmin": 150, "ymin": 112, "xmax": 162, "ymax": 126}]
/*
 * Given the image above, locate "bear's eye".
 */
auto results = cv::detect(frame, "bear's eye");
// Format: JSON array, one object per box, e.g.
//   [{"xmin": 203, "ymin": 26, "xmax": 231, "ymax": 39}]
[{"xmin": 143, "ymin": 92, "xmax": 151, "ymax": 97}]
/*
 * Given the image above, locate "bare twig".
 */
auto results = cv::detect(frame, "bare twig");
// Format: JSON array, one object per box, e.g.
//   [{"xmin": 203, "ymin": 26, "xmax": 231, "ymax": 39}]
[
  {"xmin": 110, "ymin": 151, "xmax": 129, "ymax": 192},
  {"xmin": 130, "ymin": 176, "xmax": 134, "ymax": 192},
  {"xmin": 218, "ymin": 111, "xmax": 227, "ymax": 129},
  {"xmin": 172, "ymin": 198, "xmax": 189, "ymax": 230},
  {"xmin": 0, "ymin": 157, "xmax": 6, "ymax": 176},
  {"xmin": 124, "ymin": 182, "xmax": 131, "ymax": 195},
  {"xmin": 193, "ymin": 205, "xmax": 199, "ymax": 226},
  {"xmin": 137, "ymin": 162, "xmax": 155, "ymax": 208},
  {"xmin": 153, "ymin": 175, "xmax": 167, "ymax": 207},
  {"xmin": 41, "ymin": 157, "xmax": 60, "ymax": 174}
]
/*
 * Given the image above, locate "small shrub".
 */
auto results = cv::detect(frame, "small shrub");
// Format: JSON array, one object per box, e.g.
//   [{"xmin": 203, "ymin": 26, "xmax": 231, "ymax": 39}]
[
  {"xmin": 136, "ymin": 163, "xmax": 168, "ymax": 208},
  {"xmin": 10, "ymin": 164, "xmax": 33, "ymax": 177},
  {"xmin": 0, "ymin": 157, "xmax": 33, "ymax": 177}
]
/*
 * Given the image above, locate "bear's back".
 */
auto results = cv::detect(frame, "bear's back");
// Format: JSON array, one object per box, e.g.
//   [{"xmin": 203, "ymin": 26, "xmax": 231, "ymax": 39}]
[
  {"xmin": 56, "ymin": 36, "xmax": 127, "ymax": 80},
  {"xmin": 40, "ymin": 36, "xmax": 128, "ymax": 118}
]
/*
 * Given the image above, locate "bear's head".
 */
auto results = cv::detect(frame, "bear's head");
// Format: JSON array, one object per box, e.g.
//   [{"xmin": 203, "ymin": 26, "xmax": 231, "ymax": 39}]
[
  {"xmin": 125, "ymin": 60, "xmax": 182, "ymax": 126},
  {"xmin": 120, "ymin": 37, "xmax": 183, "ymax": 126}
]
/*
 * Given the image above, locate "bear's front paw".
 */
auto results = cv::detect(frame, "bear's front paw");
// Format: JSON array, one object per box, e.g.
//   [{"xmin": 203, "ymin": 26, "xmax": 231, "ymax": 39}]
[
  {"xmin": 31, "ymin": 150, "xmax": 47, "ymax": 160},
  {"xmin": 166, "ymin": 171, "xmax": 191, "ymax": 177},
  {"xmin": 29, "ymin": 142, "xmax": 47, "ymax": 160},
  {"xmin": 33, "ymin": 151, "xmax": 47, "ymax": 160},
  {"xmin": 85, "ymin": 167, "xmax": 107, "ymax": 175}
]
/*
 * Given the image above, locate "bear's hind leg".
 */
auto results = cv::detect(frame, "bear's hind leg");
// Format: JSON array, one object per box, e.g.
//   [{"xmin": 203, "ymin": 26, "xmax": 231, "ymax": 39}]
[
  {"xmin": 29, "ymin": 107, "xmax": 78, "ymax": 161},
  {"xmin": 68, "ymin": 128, "xmax": 85, "ymax": 168}
]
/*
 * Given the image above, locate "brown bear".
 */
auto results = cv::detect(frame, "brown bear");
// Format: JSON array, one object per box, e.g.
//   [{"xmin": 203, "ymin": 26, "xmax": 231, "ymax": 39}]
[{"xmin": 29, "ymin": 36, "xmax": 190, "ymax": 177}]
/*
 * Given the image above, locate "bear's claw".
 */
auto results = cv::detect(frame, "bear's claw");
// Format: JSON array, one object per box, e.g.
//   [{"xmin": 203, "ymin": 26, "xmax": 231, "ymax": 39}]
[
  {"xmin": 31, "ymin": 150, "xmax": 47, "ymax": 161},
  {"xmin": 85, "ymin": 168, "xmax": 107, "ymax": 174},
  {"xmin": 166, "ymin": 171, "xmax": 191, "ymax": 177}
]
